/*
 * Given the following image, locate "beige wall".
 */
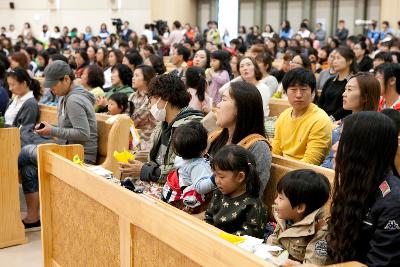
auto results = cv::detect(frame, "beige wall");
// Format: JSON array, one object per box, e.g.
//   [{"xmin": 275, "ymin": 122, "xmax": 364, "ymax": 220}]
[
  {"xmin": 0, "ymin": 0, "xmax": 151, "ymax": 36},
  {"xmin": 150, "ymin": 0, "xmax": 197, "ymax": 28},
  {"xmin": 381, "ymin": 0, "xmax": 400, "ymax": 30}
]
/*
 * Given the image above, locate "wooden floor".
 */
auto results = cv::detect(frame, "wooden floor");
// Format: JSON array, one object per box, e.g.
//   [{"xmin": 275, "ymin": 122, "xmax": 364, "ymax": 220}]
[{"xmin": 0, "ymin": 187, "xmax": 42, "ymax": 267}]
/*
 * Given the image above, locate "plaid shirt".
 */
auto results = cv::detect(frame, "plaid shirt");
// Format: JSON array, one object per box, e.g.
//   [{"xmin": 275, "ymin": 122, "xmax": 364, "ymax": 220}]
[{"xmin": 129, "ymin": 91, "xmax": 156, "ymax": 150}]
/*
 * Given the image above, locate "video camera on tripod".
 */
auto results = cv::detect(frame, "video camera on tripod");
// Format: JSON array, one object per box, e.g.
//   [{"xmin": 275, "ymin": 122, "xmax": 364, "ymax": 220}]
[{"xmin": 111, "ymin": 18, "xmax": 123, "ymax": 35}]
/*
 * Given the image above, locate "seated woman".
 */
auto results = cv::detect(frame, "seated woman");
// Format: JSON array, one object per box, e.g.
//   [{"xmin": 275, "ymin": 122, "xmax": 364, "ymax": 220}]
[
  {"xmin": 208, "ymin": 81, "xmax": 272, "ymax": 195},
  {"xmin": 327, "ymin": 111, "xmax": 400, "ymax": 266},
  {"xmin": 74, "ymin": 49, "xmax": 90, "ymax": 78},
  {"xmin": 220, "ymin": 56, "xmax": 271, "ymax": 117},
  {"xmin": 97, "ymin": 63, "xmax": 133, "ymax": 111},
  {"xmin": 321, "ymin": 73, "xmax": 381, "ymax": 169},
  {"xmin": 4, "ymin": 68, "xmax": 42, "ymax": 147},
  {"xmin": 255, "ymin": 52, "xmax": 279, "ymax": 97},
  {"xmin": 375, "ymin": 63, "xmax": 400, "ymax": 111},
  {"xmin": 119, "ymin": 74, "xmax": 204, "ymax": 194},
  {"xmin": 318, "ymin": 47, "xmax": 357, "ymax": 121},
  {"xmin": 129, "ymin": 64, "xmax": 157, "ymax": 150},
  {"xmin": 103, "ymin": 49, "xmax": 123, "ymax": 88}
]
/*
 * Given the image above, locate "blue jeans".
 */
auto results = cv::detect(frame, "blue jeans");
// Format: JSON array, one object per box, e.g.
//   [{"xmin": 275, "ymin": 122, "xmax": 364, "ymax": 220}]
[{"xmin": 19, "ymin": 144, "xmax": 39, "ymax": 194}]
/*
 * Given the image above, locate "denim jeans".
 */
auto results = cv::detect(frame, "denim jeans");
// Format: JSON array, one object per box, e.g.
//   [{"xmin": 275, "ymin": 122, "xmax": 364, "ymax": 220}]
[{"xmin": 19, "ymin": 144, "xmax": 39, "ymax": 194}]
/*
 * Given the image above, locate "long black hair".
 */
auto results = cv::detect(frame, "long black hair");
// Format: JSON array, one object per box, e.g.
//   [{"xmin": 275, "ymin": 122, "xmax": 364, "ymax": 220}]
[
  {"xmin": 185, "ymin": 66, "xmax": 207, "ymax": 102},
  {"xmin": 7, "ymin": 67, "xmax": 41, "ymax": 100},
  {"xmin": 211, "ymin": 144, "xmax": 261, "ymax": 197},
  {"xmin": 327, "ymin": 111, "xmax": 398, "ymax": 262},
  {"xmin": 209, "ymin": 81, "xmax": 266, "ymax": 155}
]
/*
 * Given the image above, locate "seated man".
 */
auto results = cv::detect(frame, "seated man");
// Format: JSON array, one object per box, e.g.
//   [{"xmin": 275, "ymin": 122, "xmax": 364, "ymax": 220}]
[
  {"xmin": 272, "ymin": 68, "xmax": 332, "ymax": 165},
  {"xmin": 19, "ymin": 60, "xmax": 98, "ymax": 230},
  {"xmin": 169, "ymin": 44, "xmax": 190, "ymax": 79}
]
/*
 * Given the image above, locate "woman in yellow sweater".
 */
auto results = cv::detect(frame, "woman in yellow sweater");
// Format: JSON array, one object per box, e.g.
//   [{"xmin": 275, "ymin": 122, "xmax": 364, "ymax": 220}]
[{"xmin": 272, "ymin": 68, "xmax": 332, "ymax": 165}]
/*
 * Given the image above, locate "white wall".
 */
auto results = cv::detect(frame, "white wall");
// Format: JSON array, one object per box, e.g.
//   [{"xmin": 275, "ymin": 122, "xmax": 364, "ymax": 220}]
[
  {"xmin": 287, "ymin": 0, "xmax": 303, "ymax": 32},
  {"xmin": 263, "ymin": 0, "xmax": 281, "ymax": 31},
  {"xmin": 367, "ymin": 0, "xmax": 380, "ymax": 21},
  {"xmin": 239, "ymin": 0, "xmax": 255, "ymax": 28},
  {"xmin": 0, "ymin": 0, "xmax": 151, "ymax": 36},
  {"xmin": 198, "ymin": 0, "xmax": 211, "ymax": 30},
  {"xmin": 338, "ymin": 0, "xmax": 356, "ymax": 35},
  {"xmin": 314, "ymin": 0, "xmax": 331, "ymax": 35}
]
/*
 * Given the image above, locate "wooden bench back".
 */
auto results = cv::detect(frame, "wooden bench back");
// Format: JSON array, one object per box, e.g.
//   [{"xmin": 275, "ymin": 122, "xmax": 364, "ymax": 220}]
[
  {"xmin": 37, "ymin": 143, "xmax": 364, "ymax": 267},
  {"xmin": 38, "ymin": 104, "xmax": 131, "ymax": 175},
  {"xmin": 268, "ymin": 98, "xmax": 291, "ymax": 117},
  {"xmin": 263, "ymin": 155, "xmax": 335, "ymax": 220},
  {"xmin": 0, "ymin": 128, "xmax": 26, "ymax": 248}
]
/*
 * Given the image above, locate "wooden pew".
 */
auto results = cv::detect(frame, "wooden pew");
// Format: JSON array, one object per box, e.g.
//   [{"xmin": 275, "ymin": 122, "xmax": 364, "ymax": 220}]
[
  {"xmin": 268, "ymin": 98, "xmax": 291, "ymax": 117},
  {"xmin": 37, "ymin": 143, "xmax": 364, "ymax": 267},
  {"xmin": 0, "ymin": 128, "xmax": 27, "ymax": 248},
  {"xmin": 38, "ymin": 104, "xmax": 131, "ymax": 176},
  {"xmin": 263, "ymin": 155, "xmax": 335, "ymax": 219}
]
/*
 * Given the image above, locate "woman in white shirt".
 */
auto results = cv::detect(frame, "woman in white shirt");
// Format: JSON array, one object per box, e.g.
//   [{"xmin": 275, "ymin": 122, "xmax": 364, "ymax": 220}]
[{"xmin": 219, "ymin": 56, "xmax": 270, "ymax": 117}]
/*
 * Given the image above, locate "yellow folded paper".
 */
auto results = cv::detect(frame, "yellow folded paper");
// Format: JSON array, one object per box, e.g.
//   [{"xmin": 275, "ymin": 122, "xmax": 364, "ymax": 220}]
[
  {"xmin": 113, "ymin": 149, "xmax": 135, "ymax": 163},
  {"xmin": 72, "ymin": 154, "xmax": 84, "ymax": 166},
  {"xmin": 219, "ymin": 232, "xmax": 246, "ymax": 244}
]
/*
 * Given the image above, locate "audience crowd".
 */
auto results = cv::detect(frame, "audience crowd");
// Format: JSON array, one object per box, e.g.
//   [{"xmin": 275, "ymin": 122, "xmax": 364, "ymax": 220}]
[{"xmin": 1, "ymin": 17, "xmax": 400, "ymax": 266}]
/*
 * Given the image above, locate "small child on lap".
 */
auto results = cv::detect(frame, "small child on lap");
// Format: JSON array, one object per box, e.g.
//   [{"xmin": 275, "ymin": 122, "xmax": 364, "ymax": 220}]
[{"xmin": 161, "ymin": 121, "xmax": 215, "ymax": 213}]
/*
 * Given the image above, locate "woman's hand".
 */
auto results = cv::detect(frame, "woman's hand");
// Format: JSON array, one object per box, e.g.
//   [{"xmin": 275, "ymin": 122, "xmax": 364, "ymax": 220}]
[
  {"xmin": 35, "ymin": 121, "xmax": 53, "ymax": 136},
  {"xmin": 119, "ymin": 159, "xmax": 144, "ymax": 177}
]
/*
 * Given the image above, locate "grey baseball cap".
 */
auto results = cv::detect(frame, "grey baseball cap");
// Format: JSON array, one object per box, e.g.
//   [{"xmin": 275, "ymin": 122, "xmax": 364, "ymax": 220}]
[{"xmin": 43, "ymin": 60, "xmax": 72, "ymax": 88}]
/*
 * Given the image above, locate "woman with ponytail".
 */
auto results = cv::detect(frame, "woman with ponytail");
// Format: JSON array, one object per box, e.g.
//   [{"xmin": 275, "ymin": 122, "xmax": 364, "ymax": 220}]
[
  {"xmin": 185, "ymin": 66, "xmax": 211, "ymax": 114},
  {"xmin": 327, "ymin": 111, "xmax": 400, "ymax": 266},
  {"xmin": 5, "ymin": 67, "xmax": 42, "ymax": 146}
]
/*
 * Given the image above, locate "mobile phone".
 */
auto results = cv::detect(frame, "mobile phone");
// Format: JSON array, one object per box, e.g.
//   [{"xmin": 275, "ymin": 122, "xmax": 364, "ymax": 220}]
[{"xmin": 35, "ymin": 123, "xmax": 45, "ymax": 130}]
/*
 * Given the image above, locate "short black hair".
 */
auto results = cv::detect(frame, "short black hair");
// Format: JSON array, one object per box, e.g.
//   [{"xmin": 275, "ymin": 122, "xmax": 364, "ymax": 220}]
[
  {"xmin": 148, "ymin": 74, "xmax": 191, "ymax": 108},
  {"xmin": 277, "ymin": 169, "xmax": 330, "ymax": 216},
  {"xmin": 149, "ymin": 55, "xmax": 166, "ymax": 75},
  {"xmin": 374, "ymin": 51, "xmax": 393, "ymax": 63},
  {"xmin": 381, "ymin": 109, "xmax": 400, "ymax": 134},
  {"xmin": 124, "ymin": 52, "xmax": 143, "ymax": 68},
  {"xmin": 86, "ymin": 64, "xmax": 105, "ymax": 88},
  {"xmin": 175, "ymin": 44, "xmax": 191, "ymax": 62},
  {"xmin": 172, "ymin": 121, "xmax": 208, "ymax": 159},
  {"xmin": 173, "ymin": 20, "xmax": 182, "ymax": 29},
  {"xmin": 282, "ymin": 67, "xmax": 316, "ymax": 93},
  {"xmin": 111, "ymin": 63, "xmax": 133, "ymax": 86},
  {"xmin": 50, "ymin": 54, "xmax": 68, "ymax": 63}
]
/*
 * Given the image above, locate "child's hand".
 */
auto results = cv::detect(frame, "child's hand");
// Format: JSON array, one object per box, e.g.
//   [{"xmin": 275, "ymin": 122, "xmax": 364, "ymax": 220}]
[{"xmin": 96, "ymin": 96, "xmax": 107, "ymax": 107}]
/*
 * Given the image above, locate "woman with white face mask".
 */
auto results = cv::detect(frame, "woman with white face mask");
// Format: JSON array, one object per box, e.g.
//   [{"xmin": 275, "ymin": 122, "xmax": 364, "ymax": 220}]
[{"xmin": 119, "ymin": 74, "xmax": 204, "ymax": 187}]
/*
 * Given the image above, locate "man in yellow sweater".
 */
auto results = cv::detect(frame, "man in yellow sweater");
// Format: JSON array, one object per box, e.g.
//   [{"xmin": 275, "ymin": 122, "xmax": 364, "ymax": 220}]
[{"xmin": 272, "ymin": 68, "xmax": 332, "ymax": 165}]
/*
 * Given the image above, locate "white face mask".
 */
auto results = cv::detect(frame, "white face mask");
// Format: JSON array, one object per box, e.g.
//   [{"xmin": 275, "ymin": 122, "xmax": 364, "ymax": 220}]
[{"xmin": 150, "ymin": 98, "xmax": 168, "ymax": 121}]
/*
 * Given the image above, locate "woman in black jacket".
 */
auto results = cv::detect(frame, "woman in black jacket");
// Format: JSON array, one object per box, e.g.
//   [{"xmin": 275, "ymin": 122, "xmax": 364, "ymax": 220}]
[
  {"xmin": 318, "ymin": 47, "xmax": 357, "ymax": 121},
  {"xmin": 327, "ymin": 112, "xmax": 400, "ymax": 266},
  {"xmin": 353, "ymin": 41, "xmax": 373, "ymax": 72}
]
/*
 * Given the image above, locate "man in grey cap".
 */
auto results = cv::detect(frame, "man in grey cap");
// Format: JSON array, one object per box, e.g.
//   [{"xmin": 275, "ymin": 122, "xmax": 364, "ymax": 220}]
[{"xmin": 19, "ymin": 60, "xmax": 98, "ymax": 230}]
